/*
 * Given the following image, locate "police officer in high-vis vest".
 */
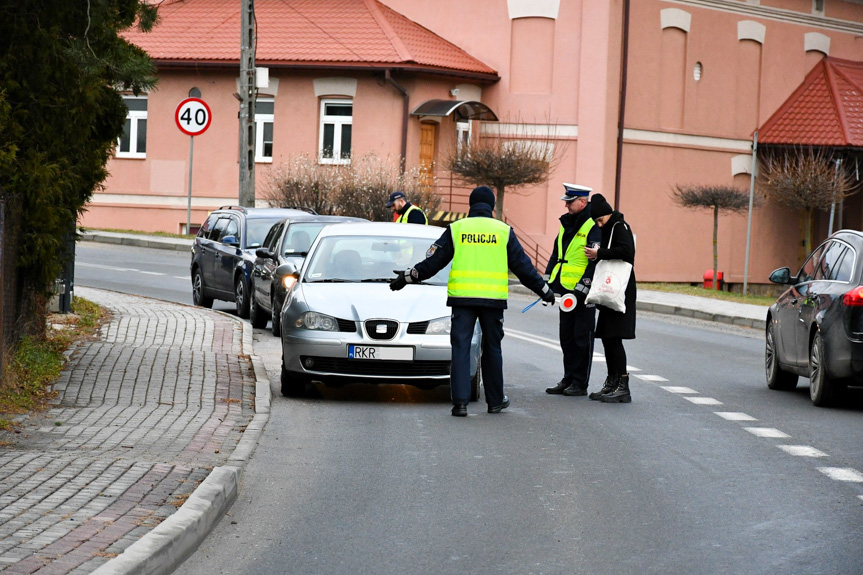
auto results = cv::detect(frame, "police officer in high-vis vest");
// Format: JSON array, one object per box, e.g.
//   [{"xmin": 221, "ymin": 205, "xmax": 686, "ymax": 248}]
[
  {"xmin": 389, "ymin": 186, "xmax": 554, "ymax": 417},
  {"xmin": 544, "ymin": 183, "xmax": 602, "ymax": 396},
  {"xmin": 386, "ymin": 191, "xmax": 428, "ymax": 225}
]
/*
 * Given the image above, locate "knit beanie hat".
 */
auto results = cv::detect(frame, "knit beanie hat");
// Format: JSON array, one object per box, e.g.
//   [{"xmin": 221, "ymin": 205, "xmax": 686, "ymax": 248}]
[
  {"xmin": 589, "ymin": 193, "xmax": 613, "ymax": 219},
  {"xmin": 469, "ymin": 186, "xmax": 496, "ymax": 209}
]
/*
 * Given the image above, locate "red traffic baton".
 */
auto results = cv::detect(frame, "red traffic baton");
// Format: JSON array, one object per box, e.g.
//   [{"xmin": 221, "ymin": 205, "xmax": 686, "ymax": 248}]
[{"xmin": 559, "ymin": 293, "xmax": 577, "ymax": 312}]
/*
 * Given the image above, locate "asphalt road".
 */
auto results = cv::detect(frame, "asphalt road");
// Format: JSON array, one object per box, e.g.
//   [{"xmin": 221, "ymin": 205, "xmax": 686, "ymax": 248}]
[{"xmin": 75, "ymin": 242, "xmax": 863, "ymax": 575}]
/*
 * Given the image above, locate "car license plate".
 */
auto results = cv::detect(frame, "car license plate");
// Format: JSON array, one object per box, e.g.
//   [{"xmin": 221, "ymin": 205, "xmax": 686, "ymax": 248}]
[{"xmin": 348, "ymin": 345, "xmax": 413, "ymax": 361}]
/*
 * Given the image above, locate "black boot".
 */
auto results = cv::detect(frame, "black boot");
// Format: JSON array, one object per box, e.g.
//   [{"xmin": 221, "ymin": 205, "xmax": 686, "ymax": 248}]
[
  {"xmin": 600, "ymin": 374, "xmax": 631, "ymax": 403},
  {"xmin": 545, "ymin": 380, "xmax": 569, "ymax": 394},
  {"xmin": 589, "ymin": 375, "xmax": 617, "ymax": 400}
]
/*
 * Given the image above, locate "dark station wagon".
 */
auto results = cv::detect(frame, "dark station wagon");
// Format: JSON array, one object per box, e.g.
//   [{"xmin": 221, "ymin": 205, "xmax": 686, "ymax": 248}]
[
  {"xmin": 766, "ymin": 229, "xmax": 863, "ymax": 406},
  {"xmin": 190, "ymin": 206, "xmax": 310, "ymax": 317}
]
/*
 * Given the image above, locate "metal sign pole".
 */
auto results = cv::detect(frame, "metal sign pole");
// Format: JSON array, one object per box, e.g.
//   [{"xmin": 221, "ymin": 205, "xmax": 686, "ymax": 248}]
[
  {"xmin": 743, "ymin": 131, "xmax": 757, "ymax": 295},
  {"xmin": 187, "ymin": 135, "xmax": 194, "ymax": 235}
]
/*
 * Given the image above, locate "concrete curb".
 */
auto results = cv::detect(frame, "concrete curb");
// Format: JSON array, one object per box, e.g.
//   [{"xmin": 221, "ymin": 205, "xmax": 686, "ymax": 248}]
[
  {"xmin": 91, "ymin": 315, "xmax": 271, "ymax": 575},
  {"xmin": 79, "ymin": 230, "xmax": 193, "ymax": 253},
  {"xmin": 634, "ymin": 300, "xmax": 763, "ymax": 330}
]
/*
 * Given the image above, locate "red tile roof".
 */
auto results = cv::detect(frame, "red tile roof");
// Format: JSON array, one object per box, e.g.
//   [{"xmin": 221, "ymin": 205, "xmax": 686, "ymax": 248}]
[
  {"xmin": 758, "ymin": 58, "xmax": 863, "ymax": 147},
  {"xmin": 125, "ymin": 0, "xmax": 497, "ymax": 80}
]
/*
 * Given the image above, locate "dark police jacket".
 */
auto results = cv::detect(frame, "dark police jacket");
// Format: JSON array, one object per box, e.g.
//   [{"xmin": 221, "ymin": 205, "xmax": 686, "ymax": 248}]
[
  {"xmin": 396, "ymin": 202, "xmax": 428, "ymax": 225},
  {"xmin": 412, "ymin": 203, "xmax": 547, "ymax": 309},
  {"xmin": 544, "ymin": 205, "xmax": 602, "ymax": 298}
]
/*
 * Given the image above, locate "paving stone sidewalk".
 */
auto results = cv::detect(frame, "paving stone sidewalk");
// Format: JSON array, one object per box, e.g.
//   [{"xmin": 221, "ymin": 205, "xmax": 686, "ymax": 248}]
[{"xmin": 0, "ymin": 289, "xmax": 260, "ymax": 574}]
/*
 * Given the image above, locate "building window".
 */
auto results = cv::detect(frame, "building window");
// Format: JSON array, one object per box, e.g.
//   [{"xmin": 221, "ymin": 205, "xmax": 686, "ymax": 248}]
[
  {"xmin": 255, "ymin": 98, "xmax": 274, "ymax": 163},
  {"xmin": 456, "ymin": 121, "xmax": 472, "ymax": 152},
  {"xmin": 117, "ymin": 95, "xmax": 147, "ymax": 158},
  {"xmin": 319, "ymin": 99, "xmax": 352, "ymax": 164}
]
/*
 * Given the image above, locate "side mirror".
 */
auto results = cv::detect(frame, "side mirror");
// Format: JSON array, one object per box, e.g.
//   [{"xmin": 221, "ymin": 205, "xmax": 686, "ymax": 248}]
[
  {"xmin": 255, "ymin": 248, "xmax": 276, "ymax": 260},
  {"xmin": 275, "ymin": 261, "xmax": 299, "ymax": 281},
  {"xmin": 221, "ymin": 235, "xmax": 239, "ymax": 247},
  {"xmin": 769, "ymin": 267, "xmax": 792, "ymax": 285}
]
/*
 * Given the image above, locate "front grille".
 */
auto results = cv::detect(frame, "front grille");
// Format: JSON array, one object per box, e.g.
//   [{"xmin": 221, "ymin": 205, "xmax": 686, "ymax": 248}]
[
  {"xmin": 407, "ymin": 321, "xmax": 429, "ymax": 334},
  {"xmin": 300, "ymin": 357, "xmax": 450, "ymax": 376},
  {"xmin": 365, "ymin": 319, "xmax": 398, "ymax": 340},
  {"xmin": 337, "ymin": 318, "xmax": 357, "ymax": 332}
]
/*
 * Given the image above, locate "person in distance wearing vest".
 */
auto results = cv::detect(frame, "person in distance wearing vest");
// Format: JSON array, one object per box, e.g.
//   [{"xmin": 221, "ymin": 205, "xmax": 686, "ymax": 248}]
[
  {"xmin": 544, "ymin": 183, "xmax": 602, "ymax": 397},
  {"xmin": 386, "ymin": 191, "xmax": 428, "ymax": 225},
  {"xmin": 389, "ymin": 186, "xmax": 555, "ymax": 417}
]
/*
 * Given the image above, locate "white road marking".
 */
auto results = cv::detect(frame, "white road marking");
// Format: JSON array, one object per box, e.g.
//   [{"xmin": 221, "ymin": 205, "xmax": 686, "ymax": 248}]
[
  {"xmin": 818, "ymin": 467, "xmax": 863, "ymax": 482},
  {"xmin": 661, "ymin": 386, "xmax": 697, "ymax": 394},
  {"xmin": 715, "ymin": 412, "xmax": 757, "ymax": 421},
  {"xmin": 138, "ymin": 271, "xmax": 164, "ymax": 276},
  {"xmin": 506, "ymin": 328, "xmax": 558, "ymax": 346},
  {"xmin": 744, "ymin": 427, "xmax": 790, "ymax": 438},
  {"xmin": 505, "ymin": 330, "xmax": 560, "ymax": 351},
  {"xmin": 778, "ymin": 445, "xmax": 827, "ymax": 457},
  {"xmin": 77, "ymin": 262, "xmax": 136, "ymax": 272},
  {"xmin": 509, "ymin": 327, "xmax": 862, "ymax": 501},
  {"xmin": 684, "ymin": 396, "xmax": 723, "ymax": 405},
  {"xmin": 634, "ymin": 374, "xmax": 668, "ymax": 382}
]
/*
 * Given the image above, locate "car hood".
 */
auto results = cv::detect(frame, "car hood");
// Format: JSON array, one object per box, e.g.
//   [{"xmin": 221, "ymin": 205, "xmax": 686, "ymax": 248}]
[{"xmin": 297, "ymin": 283, "xmax": 449, "ymax": 322}]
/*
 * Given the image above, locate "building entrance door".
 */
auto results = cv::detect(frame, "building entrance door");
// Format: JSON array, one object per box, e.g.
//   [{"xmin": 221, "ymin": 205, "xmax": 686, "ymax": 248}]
[{"xmin": 419, "ymin": 123, "xmax": 436, "ymax": 189}]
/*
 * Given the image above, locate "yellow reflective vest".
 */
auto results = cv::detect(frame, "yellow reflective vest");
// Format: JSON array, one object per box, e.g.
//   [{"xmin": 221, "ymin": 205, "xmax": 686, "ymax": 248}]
[
  {"xmin": 549, "ymin": 218, "xmax": 595, "ymax": 289},
  {"xmin": 448, "ymin": 217, "xmax": 510, "ymax": 300},
  {"xmin": 396, "ymin": 204, "xmax": 427, "ymax": 224}
]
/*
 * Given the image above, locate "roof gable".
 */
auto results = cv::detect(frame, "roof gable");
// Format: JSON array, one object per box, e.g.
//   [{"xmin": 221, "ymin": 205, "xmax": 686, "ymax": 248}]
[
  {"xmin": 758, "ymin": 57, "xmax": 863, "ymax": 147},
  {"xmin": 124, "ymin": 0, "xmax": 497, "ymax": 79}
]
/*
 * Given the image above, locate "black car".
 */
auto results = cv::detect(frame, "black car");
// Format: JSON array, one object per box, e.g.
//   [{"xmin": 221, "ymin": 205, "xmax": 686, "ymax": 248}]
[
  {"xmin": 249, "ymin": 214, "xmax": 364, "ymax": 334},
  {"xmin": 191, "ymin": 206, "xmax": 310, "ymax": 317},
  {"xmin": 766, "ymin": 229, "xmax": 863, "ymax": 406}
]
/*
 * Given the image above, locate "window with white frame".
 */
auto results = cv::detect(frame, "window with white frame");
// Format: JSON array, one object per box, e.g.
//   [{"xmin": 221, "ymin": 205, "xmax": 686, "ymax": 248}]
[
  {"xmin": 319, "ymin": 99, "xmax": 352, "ymax": 164},
  {"xmin": 456, "ymin": 120, "xmax": 472, "ymax": 152},
  {"xmin": 117, "ymin": 95, "xmax": 147, "ymax": 158},
  {"xmin": 255, "ymin": 98, "xmax": 274, "ymax": 163}
]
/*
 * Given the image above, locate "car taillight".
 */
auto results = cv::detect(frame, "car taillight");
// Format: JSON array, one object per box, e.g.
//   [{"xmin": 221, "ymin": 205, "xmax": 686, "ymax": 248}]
[{"xmin": 842, "ymin": 286, "xmax": 863, "ymax": 306}]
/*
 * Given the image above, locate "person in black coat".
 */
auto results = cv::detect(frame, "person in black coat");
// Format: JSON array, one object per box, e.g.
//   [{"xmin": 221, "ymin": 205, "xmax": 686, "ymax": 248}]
[{"xmin": 583, "ymin": 194, "xmax": 636, "ymax": 403}]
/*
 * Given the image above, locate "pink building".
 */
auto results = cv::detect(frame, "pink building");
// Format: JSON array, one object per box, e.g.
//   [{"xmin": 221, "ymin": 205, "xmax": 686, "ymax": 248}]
[{"xmin": 85, "ymin": 0, "xmax": 863, "ymax": 288}]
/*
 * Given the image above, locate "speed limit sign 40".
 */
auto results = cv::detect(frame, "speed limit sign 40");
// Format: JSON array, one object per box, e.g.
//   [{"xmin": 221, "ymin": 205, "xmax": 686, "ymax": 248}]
[{"xmin": 175, "ymin": 98, "xmax": 212, "ymax": 136}]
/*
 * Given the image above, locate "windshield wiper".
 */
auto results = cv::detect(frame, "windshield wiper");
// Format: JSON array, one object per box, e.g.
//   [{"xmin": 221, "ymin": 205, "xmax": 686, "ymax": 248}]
[
  {"xmin": 360, "ymin": 278, "xmax": 392, "ymax": 283},
  {"xmin": 309, "ymin": 278, "xmax": 353, "ymax": 283}
]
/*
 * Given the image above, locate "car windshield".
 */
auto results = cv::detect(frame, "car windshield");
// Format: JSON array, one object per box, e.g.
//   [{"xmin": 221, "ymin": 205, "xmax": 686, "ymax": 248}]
[
  {"xmin": 283, "ymin": 223, "xmax": 328, "ymax": 256},
  {"xmin": 245, "ymin": 217, "xmax": 284, "ymax": 249},
  {"xmin": 304, "ymin": 235, "xmax": 451, "ymax": 284}
]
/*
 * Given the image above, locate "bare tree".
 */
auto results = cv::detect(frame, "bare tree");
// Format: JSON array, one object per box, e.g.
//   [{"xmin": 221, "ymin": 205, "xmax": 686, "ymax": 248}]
[
  {"xmin": 672, "ymin": 184, "xmax": 757, "ymax": 290},
  {"xmin": 263, "ymin": 153, "xmax": 440, "ymax": 221},
  {"xmin": 445, "ymin": 123, "xmax": 564, "ymax": 220},
  {"xmin": 759, "ymin": 147, "xmax": 857, "ymax": 255}
]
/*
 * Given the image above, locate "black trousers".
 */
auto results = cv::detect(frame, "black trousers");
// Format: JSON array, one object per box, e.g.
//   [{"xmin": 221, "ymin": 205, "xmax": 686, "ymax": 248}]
[
  {"xmin": 450, "ymin": 306, "xmax": 505, "ymax": 407},
  {"xmin": 559, "ymin": 303, "xmax": 596, "ymax": 389},
  {"xmin": 602, "ymin": 337, "xmax": 627, "ymax": 377}
]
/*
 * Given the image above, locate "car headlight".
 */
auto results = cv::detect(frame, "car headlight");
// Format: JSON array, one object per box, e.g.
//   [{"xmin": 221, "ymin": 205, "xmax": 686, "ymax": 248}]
[
  {"xmin": 426, "ymin": 316, "xmax": 451, "ymax": 335},
  {"xmin": 296, "ymin": 311, "xmax": 339, "ymax": 331}
]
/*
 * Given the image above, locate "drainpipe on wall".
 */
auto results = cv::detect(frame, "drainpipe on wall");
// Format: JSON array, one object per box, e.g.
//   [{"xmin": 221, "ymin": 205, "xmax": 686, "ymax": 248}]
[
  {"xmin": 385, "ymin": 69, "xmax": 409, "ymax": 174},
  {"xmin": 613, "ymin": 0, "xmax": 631, "ymax": 210}
]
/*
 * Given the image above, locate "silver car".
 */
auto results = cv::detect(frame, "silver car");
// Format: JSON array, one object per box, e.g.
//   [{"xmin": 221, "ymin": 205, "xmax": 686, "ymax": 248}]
[{"xmin": 278, "ymin": 222, "xmax": 482, "ymax": 399}]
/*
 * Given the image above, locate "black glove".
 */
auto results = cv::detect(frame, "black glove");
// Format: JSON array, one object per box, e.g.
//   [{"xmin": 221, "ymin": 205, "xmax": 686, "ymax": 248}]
[
  {"xmin": 390, "ymin": 270, "xmax": 407, "ymax": 291},
  {"xmin": 541, "ymin": 286, "xmax": 556, "ymax": 304}
]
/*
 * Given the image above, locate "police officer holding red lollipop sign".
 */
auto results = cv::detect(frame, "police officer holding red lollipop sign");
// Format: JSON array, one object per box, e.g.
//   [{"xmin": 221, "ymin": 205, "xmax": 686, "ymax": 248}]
[
  {"xmin": 390, "ymin": 186, "xmax": 554, "ymax": 417},
  {"xmin": 544, "ymin": 183, "xmax": 602, "ymax": 398}
]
